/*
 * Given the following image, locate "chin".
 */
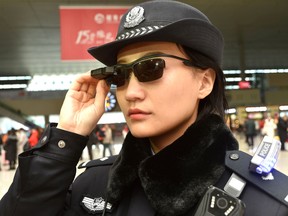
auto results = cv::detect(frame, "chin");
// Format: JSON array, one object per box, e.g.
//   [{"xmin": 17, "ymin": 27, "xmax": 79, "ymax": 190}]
[{"xmin": 129, "ymin": 126, "xmax": 158, "ymax": 138}]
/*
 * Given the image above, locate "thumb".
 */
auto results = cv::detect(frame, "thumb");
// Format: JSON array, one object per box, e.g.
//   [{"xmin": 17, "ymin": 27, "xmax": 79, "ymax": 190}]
[{"xmin": 94, "ymin": 80, "xmax": 110, "ymax": 113}]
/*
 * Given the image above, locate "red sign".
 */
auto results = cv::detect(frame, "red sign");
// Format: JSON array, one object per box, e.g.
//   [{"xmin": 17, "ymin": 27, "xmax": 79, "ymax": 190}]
[
  {"xmin": 59, "ymin": 6, "xmax": 129, "ymax": 60},
  {"xmin": 238, "ymin": 81, "xmax": 251, "ymax": 89}
]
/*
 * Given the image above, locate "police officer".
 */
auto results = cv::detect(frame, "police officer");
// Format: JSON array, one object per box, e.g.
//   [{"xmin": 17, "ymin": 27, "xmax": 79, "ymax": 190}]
[{"xmin": 0, "ymin": 1, "xmax": 288, "ymax": 215}]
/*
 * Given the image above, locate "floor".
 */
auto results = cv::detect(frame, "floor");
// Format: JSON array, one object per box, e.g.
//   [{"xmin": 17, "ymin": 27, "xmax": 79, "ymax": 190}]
[{"xmin": 1, "ymin": 133, "xmax": 288, "ymax": 199}]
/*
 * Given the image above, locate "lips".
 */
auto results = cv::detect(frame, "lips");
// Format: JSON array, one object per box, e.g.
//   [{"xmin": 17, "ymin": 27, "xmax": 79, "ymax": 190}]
[
  {"xmin": 128, "ymin": 108, "xmax": 148, "ymax": 115},
  {"xmin": 128, "ymin": 108, "xmax": 151, "ymax": 120}
]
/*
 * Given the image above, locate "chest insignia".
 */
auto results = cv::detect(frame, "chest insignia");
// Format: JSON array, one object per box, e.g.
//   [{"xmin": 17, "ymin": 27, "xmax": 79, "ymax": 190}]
[{"xmin": 81, "ymin": 196, "xmax": 112, "ymax": 214}]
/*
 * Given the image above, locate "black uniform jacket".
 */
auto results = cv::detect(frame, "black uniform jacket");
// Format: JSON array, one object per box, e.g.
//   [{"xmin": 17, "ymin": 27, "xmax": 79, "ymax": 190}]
[{"xmin": 0, "ymin": 114, "xmax": 288, "ymax": 216}]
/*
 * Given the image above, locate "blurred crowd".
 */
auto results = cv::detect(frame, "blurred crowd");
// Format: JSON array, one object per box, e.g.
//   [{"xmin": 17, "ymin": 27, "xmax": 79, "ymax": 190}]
[
  {"xmin": 84, "ymin": 123, "xmax": 130, "ymax": 160},
  {"xmin": 0, "ymin": 127, "xmax": 43, "ymax": 171},
  {"xmin": 0, "ymin": 123, "xmax": 130, "ymax": 171},
  {"xmin": 234, "ymin": 113, "xmax": 288, "ymax": 152},
  {"xmin": 0, "ymin": 114, "xmax": 285, "ymax": 171}
]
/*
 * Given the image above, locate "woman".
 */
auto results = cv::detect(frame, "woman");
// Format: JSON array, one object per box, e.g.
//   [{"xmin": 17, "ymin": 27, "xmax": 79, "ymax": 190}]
[
  {"xmin": 3, "ymin": 128, "xmax": 18, "ymax": 170},
  {"xmin": 0, "ymin": 1, "xmax": 287, "ymax": 215},
  {"xmin": 102, "ymin": 124, "xmax": 114, "ymax": 157}
]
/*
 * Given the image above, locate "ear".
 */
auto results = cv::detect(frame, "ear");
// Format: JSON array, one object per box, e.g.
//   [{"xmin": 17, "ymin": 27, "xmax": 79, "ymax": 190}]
[{"xmin": 198, "ymin": 68, "xmax": 216, "ymax": 99}]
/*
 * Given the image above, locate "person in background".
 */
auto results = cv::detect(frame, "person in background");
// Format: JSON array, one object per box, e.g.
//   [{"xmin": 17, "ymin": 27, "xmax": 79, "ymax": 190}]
[
  {"xmin": 0, "ymin": 132, "xmax": 2, "ymax": 171},
  {"xmin": 86, "ymin": 127, "xmax": 99, "ymax": 160},
  {"xmin": 1, "ymin": 131, "xmax": 8, "ymax": 165},
  {"xmin": 96, "ymin": 124, "xmax": 105, "ymax": 145},
  {"xmin": 262, "ymin": 113, "xmax": 277, "ymax": 138},
  {"xmin": 277, "ymin": 114, "xmax": 288, "ymax": 151},
  {"xmin": 0, "ymin": 1, "xmax": 287, "ymax": 215},
  {"xmin": 16, "ymin": 128, "xmax": 28, "ymax": 155},
  {"xmin": 258, "ymin": 117, "xmax": 265, "ymax": 138},
  {"xmin": 3, "ymin": 128, "xmax": 18, "ymax": 170},
  {"xmin": 244, "ymin": 116, "xmax": 256, "ymax": 152},
  {"xmin": 28, "ymin": 128, "xmax": 39, "ymax": 148},
  {"xmin": 102, "ymin": 124, "xmax": 113, "ymax": 157},
  {"xmin": 122, "ymin": 124, "xmax": 129, "ymax": 139}
]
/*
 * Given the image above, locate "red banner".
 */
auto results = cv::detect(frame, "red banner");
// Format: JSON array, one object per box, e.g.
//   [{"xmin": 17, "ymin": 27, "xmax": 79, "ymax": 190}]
[
  {"xmin": 238, "ymin": 81, "xmax": 251, "ymax": 89},
  {"xmin": 59, "ymin": 6, "xmax": 129, "ymax": 60}
]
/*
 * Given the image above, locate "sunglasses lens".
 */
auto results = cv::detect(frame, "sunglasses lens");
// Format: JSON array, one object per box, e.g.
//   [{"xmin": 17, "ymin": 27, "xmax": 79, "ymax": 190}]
[
  {"xmin": 134, "ymin": 59, "xmax": 165, "ymax": 82},
  {"xmin": 109, "ymin": 58, "xmax": 165, "ymax": 87},
  {"xmin": 108, "ymin": 67, "xmax": 127, "ymax": 87}
]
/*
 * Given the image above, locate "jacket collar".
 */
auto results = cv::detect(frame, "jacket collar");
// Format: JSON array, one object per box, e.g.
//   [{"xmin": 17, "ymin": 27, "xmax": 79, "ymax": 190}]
[{"xmin": 106, "ymin": 114, "xmax": 238, "ymax": 215}]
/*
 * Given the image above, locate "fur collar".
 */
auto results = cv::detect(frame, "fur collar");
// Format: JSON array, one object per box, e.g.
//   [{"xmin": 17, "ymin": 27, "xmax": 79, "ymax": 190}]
[{"xmin": 106, "ymin": 114, "xmax": 238, "ymax": 215}]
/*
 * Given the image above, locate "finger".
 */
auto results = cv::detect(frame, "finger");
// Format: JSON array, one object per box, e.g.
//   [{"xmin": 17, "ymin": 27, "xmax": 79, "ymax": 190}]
[
  {"xmin": 86, "ymin": 83, "xmax": 97, "ymax": 98},
  {"xmin": 94, "ymin": 80, "xmax": 110, "ymax": 113},
  {"xmin": 72, "ymin": 72, "xmax": 98, "ymax": 91}
]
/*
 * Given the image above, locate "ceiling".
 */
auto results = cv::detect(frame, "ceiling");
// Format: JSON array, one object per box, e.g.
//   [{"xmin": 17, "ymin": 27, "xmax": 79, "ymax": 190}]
[{"xmin": 0, "ymin": 0, "xmax": 288, "ymax": 78}]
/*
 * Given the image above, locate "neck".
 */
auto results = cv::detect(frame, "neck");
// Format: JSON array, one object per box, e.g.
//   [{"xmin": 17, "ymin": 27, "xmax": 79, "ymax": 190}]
[{"xmin": 149, "ymin": 132, "xmax": 181, "ymax": 153}]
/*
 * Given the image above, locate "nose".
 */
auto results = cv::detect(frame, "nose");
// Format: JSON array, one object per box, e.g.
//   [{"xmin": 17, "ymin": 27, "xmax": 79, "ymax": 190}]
[{"xmin": 124, "ymin": 73, "xmax": 145, "ymax": 101}]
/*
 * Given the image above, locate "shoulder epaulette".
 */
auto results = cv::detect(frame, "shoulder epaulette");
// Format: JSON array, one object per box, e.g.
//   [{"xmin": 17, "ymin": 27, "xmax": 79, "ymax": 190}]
[
  {"xmin": 78, "ymin": 155, "xmax": 118, "ymax": 169},
  {"xmin": 225, "ymin": 150, "xmax": 288, "ymax": 207}
]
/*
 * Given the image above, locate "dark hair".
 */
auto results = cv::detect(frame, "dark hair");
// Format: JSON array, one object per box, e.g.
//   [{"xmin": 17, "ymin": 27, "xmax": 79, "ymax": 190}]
[{"xmin": 181, "ymin": 45, "xmax": 228, "ymax": 121}]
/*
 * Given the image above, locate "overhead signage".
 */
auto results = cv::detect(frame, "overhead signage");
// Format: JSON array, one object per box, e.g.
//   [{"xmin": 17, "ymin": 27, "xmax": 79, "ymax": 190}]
[{"xmin": 59, "ymin": 6, "xmax": 129, "ymax": 60}]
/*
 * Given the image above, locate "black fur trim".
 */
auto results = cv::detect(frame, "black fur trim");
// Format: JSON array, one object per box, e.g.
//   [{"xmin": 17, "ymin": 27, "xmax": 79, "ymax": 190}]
[{"xmin": 106, "ymin": 114, "xmax": 238, "ymax": 215}]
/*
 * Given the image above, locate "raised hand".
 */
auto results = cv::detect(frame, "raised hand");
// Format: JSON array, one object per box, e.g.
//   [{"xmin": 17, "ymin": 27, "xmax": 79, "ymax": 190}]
[{"xmin": 57, "ymin": 71, "xmax": 110, "ymax": 136}]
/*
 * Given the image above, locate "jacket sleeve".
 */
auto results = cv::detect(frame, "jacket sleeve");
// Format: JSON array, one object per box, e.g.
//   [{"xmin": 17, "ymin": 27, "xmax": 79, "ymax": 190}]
[{"xmin": 0, "ymin": 124, "xmax": 87, "ymax": 216}]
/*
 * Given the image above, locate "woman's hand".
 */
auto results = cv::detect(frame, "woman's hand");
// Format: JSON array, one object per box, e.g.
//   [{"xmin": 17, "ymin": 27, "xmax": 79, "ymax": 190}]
[{"xmin": 57, "ymin": 71, "xmax": 110, "ymax": 136}]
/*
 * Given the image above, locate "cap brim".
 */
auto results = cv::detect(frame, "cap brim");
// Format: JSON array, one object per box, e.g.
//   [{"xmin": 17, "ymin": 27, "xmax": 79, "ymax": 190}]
[{"xmin": 88, "ymin": 19, "xmax": 223, "ymax": 66}]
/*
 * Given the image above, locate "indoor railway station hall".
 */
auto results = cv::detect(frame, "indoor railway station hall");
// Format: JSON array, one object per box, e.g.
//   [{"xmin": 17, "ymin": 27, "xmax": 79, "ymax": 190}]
[{"xmin": 1, "ymin": 0, "xmax": 288, "ymax": 215}]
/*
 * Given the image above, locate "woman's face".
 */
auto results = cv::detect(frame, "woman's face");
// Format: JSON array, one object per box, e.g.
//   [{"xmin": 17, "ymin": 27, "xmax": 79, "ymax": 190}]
[{"xmin": 116, "ymin": 42, "xmax": 214, "ymax": 151}]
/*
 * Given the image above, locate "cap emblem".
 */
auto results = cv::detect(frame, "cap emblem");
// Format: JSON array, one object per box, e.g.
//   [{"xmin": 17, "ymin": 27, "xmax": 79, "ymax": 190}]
[{"xmin": 124, "ymin": 6, "xmax": 145, "ymax": 28}]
